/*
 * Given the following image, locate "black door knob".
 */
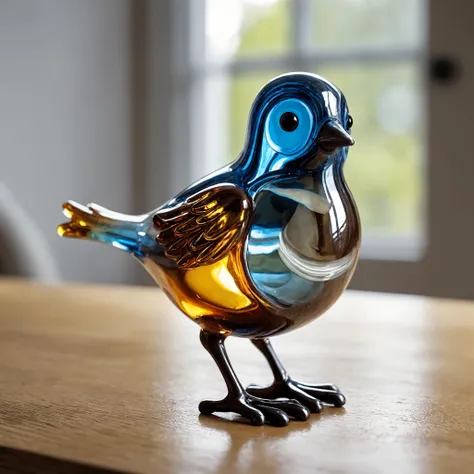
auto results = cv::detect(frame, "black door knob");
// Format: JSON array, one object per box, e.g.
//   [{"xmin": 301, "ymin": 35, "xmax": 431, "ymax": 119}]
[{"xmin": 430, "ymin": 56, "xmax": 461, "ymax": 84}]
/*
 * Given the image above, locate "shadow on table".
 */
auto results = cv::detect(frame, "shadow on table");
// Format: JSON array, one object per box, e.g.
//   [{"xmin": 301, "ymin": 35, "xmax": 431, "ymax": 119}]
[{"xmin": 0, "ymin": 445, "xmax": 130, "ymax": 474}]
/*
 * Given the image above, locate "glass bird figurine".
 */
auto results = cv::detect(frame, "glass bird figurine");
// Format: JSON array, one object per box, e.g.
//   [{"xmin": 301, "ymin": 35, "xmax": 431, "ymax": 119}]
[{"xmin": 58, "ymin": 72, "xmax": 360, "ymax": 427}]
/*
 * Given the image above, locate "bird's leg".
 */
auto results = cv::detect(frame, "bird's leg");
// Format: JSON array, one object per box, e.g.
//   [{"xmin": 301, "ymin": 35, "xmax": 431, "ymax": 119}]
[
  {"xmin": 247, "ymin": 338, "xmax": 345, "ymax": 413},
  {"xmin": 198, "ymin": 330, "xmax": 310, "ymax": 426}
]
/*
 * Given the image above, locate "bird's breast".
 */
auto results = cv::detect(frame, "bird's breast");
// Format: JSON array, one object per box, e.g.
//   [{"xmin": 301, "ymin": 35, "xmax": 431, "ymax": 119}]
[{"xmin": 245, "ymin": 165, "xmax": 361, "ymax": 324}]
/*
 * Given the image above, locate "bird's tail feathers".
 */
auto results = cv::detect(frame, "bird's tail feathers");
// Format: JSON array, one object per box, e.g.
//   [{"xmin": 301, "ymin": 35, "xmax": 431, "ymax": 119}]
[{"xmin": 57, "ymin": 201, "xmax": 143, "ymax": 254}]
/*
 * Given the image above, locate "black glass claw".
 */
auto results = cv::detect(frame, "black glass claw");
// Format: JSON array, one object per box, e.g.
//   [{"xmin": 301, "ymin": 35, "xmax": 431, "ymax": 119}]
[
  {"xmin": 248, "ymin": 338, "xmax": 346, "ymax": 412},
  {"xmin": 199, "ymin": 396, "xmax": 266, "ymax": 426},
  {"xmin": 247, "ymin": 379, "xmax": 345, "ymax": 412},
  {"xmin": 199, "ymin": 393, "xmax": 309, "ymax": 427},
  {"xmin": 199, "ymin": 330, "xmax": 310, "ymax": 427},
  {"xmin": 295, "ymin": 381, "xmax": 346, "ymax": 407}
]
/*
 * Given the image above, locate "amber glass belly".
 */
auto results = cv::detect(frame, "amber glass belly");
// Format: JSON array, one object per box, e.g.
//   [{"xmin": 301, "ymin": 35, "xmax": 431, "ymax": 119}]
[{"xmin": 142, "ymin": 241, "xmax": 358, "ymax": 339}]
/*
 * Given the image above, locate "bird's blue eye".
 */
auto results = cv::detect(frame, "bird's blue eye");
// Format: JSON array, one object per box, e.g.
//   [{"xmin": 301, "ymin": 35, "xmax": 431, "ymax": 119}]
[{"xmin": 265, "ymin": 99, "xmax": 313, "ymax": 155}]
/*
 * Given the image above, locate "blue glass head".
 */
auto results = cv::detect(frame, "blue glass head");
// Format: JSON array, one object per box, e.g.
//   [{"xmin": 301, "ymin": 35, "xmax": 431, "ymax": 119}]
[{"xmin": 237, "ymin": 72, "xmax": 354, "ymax": 185}]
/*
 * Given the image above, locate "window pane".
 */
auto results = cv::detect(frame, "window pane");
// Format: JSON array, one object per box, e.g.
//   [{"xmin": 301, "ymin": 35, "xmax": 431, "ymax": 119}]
[
  {"xmin": 312, "ymin": 0, "xmax": 426, "ymax": 49},
  {"xmin": 228, "ymin": 71, "xmax": 284, "ymax": 161},
  {"xmin": 205, "ymin": 0, "xmax": 290, "ymax": 62},
  {"xmin": 315, "ymin": 62, "xmax": 424, "ymax": 237}
]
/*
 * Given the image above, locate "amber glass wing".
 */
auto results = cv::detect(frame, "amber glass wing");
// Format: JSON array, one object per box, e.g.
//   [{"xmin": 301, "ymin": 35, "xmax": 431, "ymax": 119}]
[{"xmin": 153, "ymin": 184, "xmax": 253, "ymax": 269}]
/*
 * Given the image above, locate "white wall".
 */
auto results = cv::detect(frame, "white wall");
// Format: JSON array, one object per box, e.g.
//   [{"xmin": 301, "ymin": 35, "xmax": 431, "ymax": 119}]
[{"xmin": 0, "ymin": 0, "xmax": 138, "ymax": 284}]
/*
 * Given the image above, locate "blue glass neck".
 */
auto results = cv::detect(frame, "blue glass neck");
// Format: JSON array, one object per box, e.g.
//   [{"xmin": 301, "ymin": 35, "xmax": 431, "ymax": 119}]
[{"xmin": 236, "ymin": 146, "xmax": 349, "ymax": 196}]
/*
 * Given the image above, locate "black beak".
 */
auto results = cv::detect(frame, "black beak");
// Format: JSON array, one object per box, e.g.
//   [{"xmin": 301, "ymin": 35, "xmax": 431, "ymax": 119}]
[{"xmin": 317, "ymin": 120, "xmax": 355, "ymax": 154}]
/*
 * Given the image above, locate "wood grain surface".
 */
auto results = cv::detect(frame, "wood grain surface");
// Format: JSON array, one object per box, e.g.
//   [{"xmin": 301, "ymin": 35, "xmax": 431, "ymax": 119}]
[{"xmin": 0, "ymin": 278, "xmax": 474, "ymax": 474}]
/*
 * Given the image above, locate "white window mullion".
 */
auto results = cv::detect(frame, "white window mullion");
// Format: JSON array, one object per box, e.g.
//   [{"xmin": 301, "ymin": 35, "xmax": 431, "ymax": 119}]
[
  {"xmin": 226, "ymin": 47, "xmax": 421, "ymax": 75},
  {"xmin": 169, "ymin": 0, "xmax": 207, "ymax": 193},
  {"xmin": 184, "ymin": 0, "xmax": 227, "ymax": 184},
  {"xmin": 292, "ymin": 0, "xmax": 312, "ymax": 65},
  {"xmin": 294, "ymin": 0, "xmax": 314, "ymax": 76},
  {"xmin": 201, "ymin": 70, "xmax": 230, "ymax": 178}
]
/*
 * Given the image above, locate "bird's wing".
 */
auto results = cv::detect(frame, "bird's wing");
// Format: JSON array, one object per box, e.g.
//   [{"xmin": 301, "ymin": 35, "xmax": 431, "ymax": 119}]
[{"xmin": 152, "ymin": 184, "xmax": 253, "ymax": 269}]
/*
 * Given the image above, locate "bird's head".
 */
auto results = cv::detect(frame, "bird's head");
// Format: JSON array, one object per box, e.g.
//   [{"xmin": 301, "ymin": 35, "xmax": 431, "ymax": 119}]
[{"xmin": 238, "ymin": 72, "xmax": 354, "ymax": 185}]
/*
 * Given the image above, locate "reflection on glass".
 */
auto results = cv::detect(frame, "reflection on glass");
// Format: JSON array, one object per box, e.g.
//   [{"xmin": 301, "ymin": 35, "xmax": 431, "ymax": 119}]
[
  {"xmin": 312, "ymin": 0, "xmax": 426, "ymax": 49},
  {"xmin": 205, "ymin": 0, "xmax": 289, "ymax": 61},
  {"xmin": 247, "ymin": 170, "xmax": 360, "ymax": 307}
]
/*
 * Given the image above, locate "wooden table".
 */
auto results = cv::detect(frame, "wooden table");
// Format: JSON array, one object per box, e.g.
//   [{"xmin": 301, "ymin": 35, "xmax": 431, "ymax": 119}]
[{"xmin": 0, "ymin": 279, "xmax": 473, "ymax": 473}]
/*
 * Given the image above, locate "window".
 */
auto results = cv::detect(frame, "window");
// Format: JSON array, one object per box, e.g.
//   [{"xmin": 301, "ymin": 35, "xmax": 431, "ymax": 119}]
[
  {"xmin": 156, "ymin": 0, "xmax": 474, "ymax": 298},
  {"xmin": 192, "ymin": 0, "xmax": 427, "ymax": 260}
]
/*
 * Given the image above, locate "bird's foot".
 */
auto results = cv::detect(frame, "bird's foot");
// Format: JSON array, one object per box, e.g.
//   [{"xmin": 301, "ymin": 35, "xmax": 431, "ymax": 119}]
[
  {"xmin": 246, "ymin": 379, "xmax": 345, "ymax": 413},
  {"xmin": 199, "ymin": 391, "xmax": 310, "ymax": 427}
]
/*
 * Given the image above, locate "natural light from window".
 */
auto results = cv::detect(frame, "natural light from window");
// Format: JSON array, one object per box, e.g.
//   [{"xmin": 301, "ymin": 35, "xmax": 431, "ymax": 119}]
[{"xmin": 202, "ymin": 0, "xmax": 426, "ymax": 255}]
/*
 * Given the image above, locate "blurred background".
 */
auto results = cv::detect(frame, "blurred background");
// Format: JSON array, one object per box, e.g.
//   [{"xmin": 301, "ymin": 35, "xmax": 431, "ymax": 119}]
[{"xmin": 0, "ymin": 0, "xmax": 473, "ymax": 298}]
